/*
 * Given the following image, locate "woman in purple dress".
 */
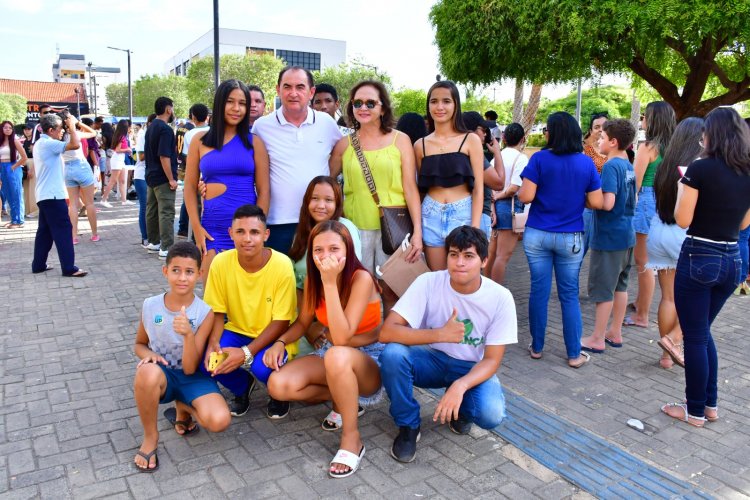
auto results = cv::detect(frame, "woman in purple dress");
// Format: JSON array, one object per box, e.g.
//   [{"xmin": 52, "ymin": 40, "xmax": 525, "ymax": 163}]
[{"xmin": 184, "ymin": 79, "xmax": 270, "ymax": 278}]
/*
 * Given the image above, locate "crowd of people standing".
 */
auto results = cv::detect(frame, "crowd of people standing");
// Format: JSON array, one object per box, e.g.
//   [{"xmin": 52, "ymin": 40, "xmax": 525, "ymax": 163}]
[{"xmin": 3, "ymin": 66, "xmax": 750, "ymax": 476}]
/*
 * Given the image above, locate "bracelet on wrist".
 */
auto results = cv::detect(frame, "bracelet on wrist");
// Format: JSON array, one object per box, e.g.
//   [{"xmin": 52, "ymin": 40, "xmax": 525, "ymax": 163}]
[{"xmin": 275, "ymin": 339, "xmax": 286, "ymax": 347}]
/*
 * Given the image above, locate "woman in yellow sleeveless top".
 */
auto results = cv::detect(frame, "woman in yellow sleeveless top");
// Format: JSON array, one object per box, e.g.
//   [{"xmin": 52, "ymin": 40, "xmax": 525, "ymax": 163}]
[{"xmin": 329, "ymin": 80, "xmax": 422, "ymax": 314}]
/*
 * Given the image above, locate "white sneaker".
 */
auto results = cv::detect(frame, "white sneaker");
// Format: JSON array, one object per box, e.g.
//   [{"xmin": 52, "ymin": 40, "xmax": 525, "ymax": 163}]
[
  {"xmin": 100, "ymin": 201, "xmax": 113, "ymax": 208},
  {"xmin": 122, "ymin": 200, "xmax": 135, "ymax": 206},
  {"xmin": 158, "ymin": 249, "xmax": 168, "ymax": 260},
  {"xmin": 145, "ymin": 243, "xmax": 161, "ymax": 253}
]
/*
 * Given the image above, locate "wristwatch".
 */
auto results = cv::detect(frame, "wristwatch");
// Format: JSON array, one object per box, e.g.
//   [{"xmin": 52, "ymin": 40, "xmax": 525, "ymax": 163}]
[{"xmin": 241, "ymin": 345, "xmax": 253, "ymax": 369}]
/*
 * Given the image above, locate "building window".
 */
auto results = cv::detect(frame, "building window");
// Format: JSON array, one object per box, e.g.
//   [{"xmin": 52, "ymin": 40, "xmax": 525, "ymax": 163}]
[
  {"xmin": 175, "ymin": 65, "xmax": 181, "ymax": 76},
  {"xmin": 276, "ymin": 50, "xmax": 321, "ymax": 71},
  {"xmin": 182, "ymin": 61, "xmax": 189, "ymax": 75}
]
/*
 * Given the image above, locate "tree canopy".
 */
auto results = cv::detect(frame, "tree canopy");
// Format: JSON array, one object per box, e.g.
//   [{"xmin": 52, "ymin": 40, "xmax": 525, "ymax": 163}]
[
  {"xmin": 186, "ymin": 53, "xmax": 283, "ymax": 111},
  {"xmin": 430, "ymin": 0, "xmax": 750, "ymax": 119},
  {"xmin": 536, "ymin": 86, "xmax": 633, "ymax": 124},
  {"xmin": 313, "ymin": 62, "xmax": 391, "ymax": 105},
  {"xmin": 0, "ymin": 93, "xmax": 28, "ymax": 124},
  {"xmin": 105, "ymin": 75, "xmax": 189, "ymax": 117}
]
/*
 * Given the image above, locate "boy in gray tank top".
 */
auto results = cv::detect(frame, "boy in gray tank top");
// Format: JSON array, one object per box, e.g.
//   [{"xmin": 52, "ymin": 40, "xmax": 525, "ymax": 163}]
[{"xmin": 133, "ymin": 242, "xmax": 230, "ymax": 472}]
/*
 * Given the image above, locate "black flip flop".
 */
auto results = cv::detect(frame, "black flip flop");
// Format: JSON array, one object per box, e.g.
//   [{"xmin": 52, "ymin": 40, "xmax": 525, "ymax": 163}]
[
  {"xmin": 163, "ymin": 407, "xmax": 199, "ymax": 436},
  {"xmin": 134, "ymin": 448, "xmax": 159, "ymax": 472}
]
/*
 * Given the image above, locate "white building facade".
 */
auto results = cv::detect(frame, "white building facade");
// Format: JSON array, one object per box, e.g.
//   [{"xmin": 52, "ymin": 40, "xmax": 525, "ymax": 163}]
[{"xmin": 164, "ymin": 28, "xmax": 346, "ymax": 77}]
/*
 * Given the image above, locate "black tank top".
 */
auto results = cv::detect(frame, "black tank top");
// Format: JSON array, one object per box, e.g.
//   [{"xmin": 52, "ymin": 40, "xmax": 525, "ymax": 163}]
[{"xmin": 417, "ymin": 133, "xmax": 474, "ymax": 193}]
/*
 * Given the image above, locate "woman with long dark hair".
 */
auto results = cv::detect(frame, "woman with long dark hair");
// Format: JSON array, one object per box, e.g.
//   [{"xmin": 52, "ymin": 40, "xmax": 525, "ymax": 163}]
[
  {"xmin": 649, "ymin": 118, "xmax": 704, "ymax": 369},
  {"xmin": 330, "ymin": 80, "xmax": 422, "ymax": 314},
  {"xmin": 416, "ymin": 80, "xmax": 484, "ymax": 271},
  {"xmin": 265, "ymin": 220, "xmax": 383, "ymax": 478},
  {"xmin": 0, "ymin": 121, "xmax": 27, "ymax": 228},
  {"xmin": 626, "ymin": 102, "xmax": 676, "ymax": 327},
  {"xmin": 100, "ymin": 119, "xmax": 132, "ymax": 208},
  {"xmin": 184, "ymin": 79, "xmax": 270, "ymax": 278},
  {"xmin": 517, "ymin": 112, "xmax": 603, "ymax": 368},
  {"xmin": 661, "ymin": 107, "xmax": 750, "ymax": 427}
]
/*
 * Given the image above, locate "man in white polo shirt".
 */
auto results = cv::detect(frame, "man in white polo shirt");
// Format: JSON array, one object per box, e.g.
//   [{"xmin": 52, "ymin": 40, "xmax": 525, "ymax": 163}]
[{"xmin": 252, "ymin": 66, "xmax": 343, "ymax": 253}]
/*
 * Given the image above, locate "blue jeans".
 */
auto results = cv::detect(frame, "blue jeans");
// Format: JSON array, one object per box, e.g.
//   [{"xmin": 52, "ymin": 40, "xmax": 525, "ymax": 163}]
[
  {"xmin": 379, "ymin": 344, "xmax": 505, "ymax": 430},
  {"xmin": 522, "ymin": 226, "xmax": 584, "ymax": 359},
  {"xmin": 739, "ymin": 226, "xmax": 750, "ymax": 278},
  {"xmin": 266, "ymin": 223, "xmax": 298, "ymax": 255},
  {"xmin": 199, "ymin": 329, "xmax": 286, "ymax": 396},
  {"xmin": 133, "ymin": 179, "xmax": 148, "ymax": 241},
  {"xmin": 582, "ymin": 208, "xmax": 593, "ymax": 256},
  {"xmin": 675, "ymin": 237, "xmax": 741, "ymax": 418},
  {"xmin": 0, "ymin": 162, "xmax": 24, "ymax": 225}
]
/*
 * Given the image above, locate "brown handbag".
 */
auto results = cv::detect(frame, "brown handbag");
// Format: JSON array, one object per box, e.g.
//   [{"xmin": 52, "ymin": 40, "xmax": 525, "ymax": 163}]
[{"xmin": 351, "ymin": 132, "xmax": 413, "ymax": 255}]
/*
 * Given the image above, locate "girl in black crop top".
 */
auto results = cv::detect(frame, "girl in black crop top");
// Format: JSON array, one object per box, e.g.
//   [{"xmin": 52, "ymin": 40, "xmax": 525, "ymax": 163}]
[{"xmin": 415, "ymin": 81, "xmax": 485, "ymax": 271}]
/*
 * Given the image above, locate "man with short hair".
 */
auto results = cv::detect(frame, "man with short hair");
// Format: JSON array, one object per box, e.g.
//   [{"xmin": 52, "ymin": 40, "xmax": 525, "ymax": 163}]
[
  {"xmin": 202, "ymin": 204, "xmax": 297, "ymax": 419},
  {"xmin": 484, "ymin": 110, "xmax": 501, "ymax": 143},
  {"xmin": 248, "ymin": 85, "xmax": 266, "ymax": 126},
  {"xmin": 31, "ymin": 104, "xmax": 52, "ymax": 144},
  {"xmin": 313, "ymin": 83, "xmax": 352, "ymax": 135},
  {"xmin": 144, "ymin": 96, "xmax": 178, "ymax": 259},
  {"xmin": 379, "ymin": 226, "xmax": 517, "ymax": 463},
  {"xmin": 251, "ymin": 66, "xmax": 343, "ymax": 253},
  {"xmin": 31, "ymin": 113, "xmax": 87, "ymax": 277}
]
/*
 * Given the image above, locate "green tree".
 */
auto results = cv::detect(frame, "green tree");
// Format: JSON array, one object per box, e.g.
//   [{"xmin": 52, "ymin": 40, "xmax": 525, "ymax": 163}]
[
  {"xmin": 431, "ymin": 0, "xmax": 750, "ymax": 119},
  {"xmin": 0, "ymin": 93, "xmax": 28, "ymax": 124},
  {"xmin": 391, "ymin": 88, "xmax": 427, "ymax": 117},
  {"xmin": 104, "ymin": 83, "xmax": 129, "ymax": 116},
  {"xmin": 185, "ymin": 53, "xmax": 284, "ymax": 111},
  {"xmin": 536, "ymin": 85, "xmax": 633, "ymax": 124},
  {"xmin": 132, "ymin": 74, "xmax": 189, "ymax": 117},
  {"xmin": 313, "ymin": 62, "xmax": 392, "ymax": 105}
]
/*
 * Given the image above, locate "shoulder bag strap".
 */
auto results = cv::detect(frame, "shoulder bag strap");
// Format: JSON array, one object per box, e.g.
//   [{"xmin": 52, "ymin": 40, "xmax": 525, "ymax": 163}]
[
  {"xmin": 509, "ymin": 151, "xmax": 523, "ymax": 205},
  {"xmin": 351, "ymin": 131, "xmax": 381, "ymax": 207}
]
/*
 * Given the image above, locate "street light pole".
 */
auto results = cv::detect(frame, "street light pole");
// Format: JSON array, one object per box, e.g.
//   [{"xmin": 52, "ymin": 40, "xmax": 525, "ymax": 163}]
[
  {"xmin": 108, "ymin": 46, "xmax": 132, "ymax": 124},
  {"xmin": 213, "ymin": 0, "xmax": 220, "ymax": 90}
]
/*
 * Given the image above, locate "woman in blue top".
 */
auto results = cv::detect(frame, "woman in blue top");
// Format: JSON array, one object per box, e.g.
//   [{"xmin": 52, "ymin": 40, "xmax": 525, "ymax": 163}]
[
  {"xmin": 184, "ymin": 79, "xmax": 270, "ymax": 278},
  {"xmin": 518, "ymin": 112, "xmax": 603, "ymax": 368}
]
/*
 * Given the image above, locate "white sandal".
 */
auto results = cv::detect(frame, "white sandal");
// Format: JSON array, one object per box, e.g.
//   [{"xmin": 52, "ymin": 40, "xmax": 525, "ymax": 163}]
[
  {"xmin": 329, "ymin": 445, "xmax": 365, "ymax": 478},
  {"xmin": 661, "ymin": 402, "xmax": 706, "ymax": 428},
  {"xmin": 321, "ymin": 406, "xmax": 366, "ymax": 431}
]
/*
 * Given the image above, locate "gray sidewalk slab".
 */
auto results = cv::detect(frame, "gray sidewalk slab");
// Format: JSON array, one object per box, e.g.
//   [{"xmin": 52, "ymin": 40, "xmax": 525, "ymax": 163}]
[{"xmin": 1, "ymin": 202, "xmax": 747, "ymax": 499}]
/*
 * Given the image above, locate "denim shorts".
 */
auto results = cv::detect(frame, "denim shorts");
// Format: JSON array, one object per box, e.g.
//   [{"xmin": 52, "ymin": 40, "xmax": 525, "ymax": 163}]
[
  {"xmin": 480, "ymin": 213, "xmax": 492, "ymax": 241},
  {"xmin": 158, "ymin": 364, "xmax": 221, "ymax": 405},
  {"xmin": 64, "ymin": 158, "xmax": 96, "ymax": 188},
  {"xmin": 646, "ymin": 215, "xmax": 687, "ymax": 270},
  {"xmin": 422, "ymin": 194, "xmax": 472, "ymax": 247},
  {"xmin": 493, "ymin": 198, "xmax": 525, "ymax": 231},
  {"xmin": 633, "ymin": 186, "xmax": 656, "ymax": 234},
  {"xmin": 313, "ymin": 340, "xmax": 385, "ymax": 406}
]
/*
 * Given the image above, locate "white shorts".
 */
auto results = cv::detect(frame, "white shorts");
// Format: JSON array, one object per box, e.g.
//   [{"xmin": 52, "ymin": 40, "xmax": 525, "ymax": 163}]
[{"xmin": 359, "ymin": 229, "xmax": 389, "ymax": 277}]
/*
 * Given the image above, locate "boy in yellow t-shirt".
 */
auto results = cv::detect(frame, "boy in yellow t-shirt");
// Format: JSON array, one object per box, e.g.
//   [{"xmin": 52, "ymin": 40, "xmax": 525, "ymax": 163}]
[{"xmin": 202, "ymin": 205, "xmax": 297, "ymax": 419}]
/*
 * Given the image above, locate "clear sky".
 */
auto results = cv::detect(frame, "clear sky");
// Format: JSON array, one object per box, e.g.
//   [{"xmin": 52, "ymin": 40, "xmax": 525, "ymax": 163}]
[{"xmin": 1, "ymin": 0, "xmax": 613, "ymax": 102}]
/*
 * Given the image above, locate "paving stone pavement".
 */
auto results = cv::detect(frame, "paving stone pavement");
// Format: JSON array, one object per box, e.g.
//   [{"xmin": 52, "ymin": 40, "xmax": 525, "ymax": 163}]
[{"xmin": 0, "ymin": 198, "xmax": 747, "ymax": 499}]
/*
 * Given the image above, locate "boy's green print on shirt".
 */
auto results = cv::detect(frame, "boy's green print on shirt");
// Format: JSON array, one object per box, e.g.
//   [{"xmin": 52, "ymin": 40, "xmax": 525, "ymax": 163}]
[{"xmin": 460, "ymin": 318, "xmax": 484, "ymax": 347}]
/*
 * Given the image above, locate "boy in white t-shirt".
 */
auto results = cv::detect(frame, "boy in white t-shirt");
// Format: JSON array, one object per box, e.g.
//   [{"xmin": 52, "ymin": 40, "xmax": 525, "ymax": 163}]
[{"xmin": 380, "ymin": 226, "xmax": 518, "ymax": 463}]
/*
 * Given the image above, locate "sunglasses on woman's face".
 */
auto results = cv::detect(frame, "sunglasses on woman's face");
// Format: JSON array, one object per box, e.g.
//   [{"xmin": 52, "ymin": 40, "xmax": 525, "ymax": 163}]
[{"xmin": 352, "ymin": 99, "xmax": 380, "ymax": 109}]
